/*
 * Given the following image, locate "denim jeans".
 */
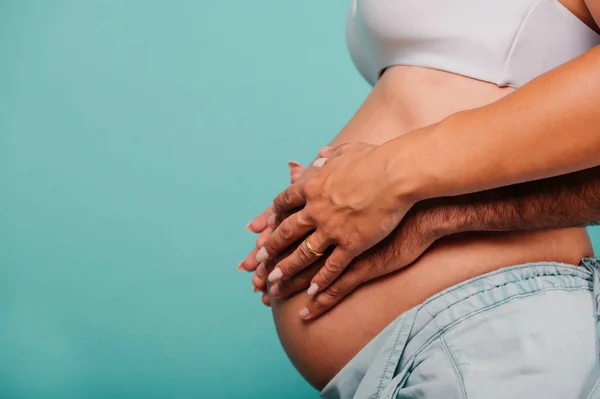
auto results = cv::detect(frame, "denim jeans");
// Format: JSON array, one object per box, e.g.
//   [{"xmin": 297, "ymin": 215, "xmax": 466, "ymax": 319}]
[{"xmin": 321, "ymin": 258, "xmax": 600, "ymax": 399}]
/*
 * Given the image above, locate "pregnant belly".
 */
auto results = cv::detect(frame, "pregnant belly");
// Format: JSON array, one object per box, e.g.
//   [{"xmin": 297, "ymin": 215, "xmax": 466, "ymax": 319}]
[{"xmin": 269, "ymin": 66, "xmax": 594, "ymax": 390}]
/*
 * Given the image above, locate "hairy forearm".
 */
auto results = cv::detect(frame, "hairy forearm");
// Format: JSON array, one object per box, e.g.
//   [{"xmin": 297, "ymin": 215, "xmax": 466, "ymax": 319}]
[
  {"xmin": 384, "ymin": 45, "xmax": 600, "ymax": 201},
  {"xmin": 423, "ymin": 166, "xmax": 600, "ymax": 237}
]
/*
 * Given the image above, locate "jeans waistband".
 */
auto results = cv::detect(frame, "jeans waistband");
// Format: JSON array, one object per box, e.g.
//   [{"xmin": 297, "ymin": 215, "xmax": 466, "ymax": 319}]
[{"xmin": 323, "ymin": 258, "xmax": 600, "ymax": 399}]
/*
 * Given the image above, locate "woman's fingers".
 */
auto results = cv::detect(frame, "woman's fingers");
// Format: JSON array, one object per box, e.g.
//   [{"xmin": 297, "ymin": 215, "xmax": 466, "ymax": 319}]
[
  {"xmin": 255, "ymin": 227, "xmax": 272, "ymax": 249},
  {"xmin": 252, "ymin": 263, "xmax": 268, "ymax": 290},
  {"xmin": 305, "ymin": 247, "xmax": 354, "ymax": 296},
  {"xmin": 271, "ymin": 182, "xmax": 306, "ymax": 216},
  {"xmin": 246, "ymin": 206, "xmax": 274, "ymax": 233},
  {"xmin": 239, "ymin": 225, "xmax": 273, "ymax": 272},
  {"xmin": 238, "ymin": 247, "xmax": 260, "ymax": 272},
  {"xmin": 261, "ymin": 292, "xmax": 271, "ymax": 307},
  {"xmin": 246, "ymin": 160, "xmax": 304, "ymax": 234},
  {"xmin": 267, "ymin": 231, "xmax": 331, "ymax": 283},
  {"xmin": 289, "ymin": 161, "xmax": 305, "ymax": 184},
  {"xmin": 272, "ymin": 262, "xmax": 320, "ymax": 299},
  {"xmin": 318, "ymin": 143, "xmax": 350, "ymax": 159},
  {"xmin": 299, "ymin": 266, "xmax": 367, "ymax": 319},
  {"xmin": 257, "ymin": 211, "xmax": 313, "ymax": 263}
]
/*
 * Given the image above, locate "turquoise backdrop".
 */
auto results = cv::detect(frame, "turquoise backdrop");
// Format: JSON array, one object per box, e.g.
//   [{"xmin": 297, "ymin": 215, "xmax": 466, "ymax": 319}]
[{"xmin": 0, "ymin": 1, "xmax": 598, "ymax": 398}]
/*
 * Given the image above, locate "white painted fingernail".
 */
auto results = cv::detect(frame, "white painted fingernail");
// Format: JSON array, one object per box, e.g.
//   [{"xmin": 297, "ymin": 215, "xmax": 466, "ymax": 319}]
[
  {"xmin": 270, "ymin": 283, "xmax": 280, "ymax": 298},
  {"xmin": 256, "ymin": 247, "xmax": 269, "ymax": 263},
  {"xmin": 237, "ymin": 262, "xmax": 245, "ymax": 272},
  {"xmin": 256, "ymin": 262, "xmax": 267, "ymax": 278},
  {"xmin": 245, "ymin": 223, "xmax": 252, "ymax": 232},
  {"xmin": 312, "ymin": 157, "xmax": 327, "ymax": 168},
  {"xmin": 268, "ymin": 267, "xmax": 283, "ymax": 283},
  {"xmin": 307, "ymin": 283, "xmax": 319, "ymax": 296},
  {"xmin": 299, "ymin": 307, "xmax": 310, "ymax": 319},
  {"xmin": 267, "ymin": 214, "xmax": 276, "ymax": 227}
]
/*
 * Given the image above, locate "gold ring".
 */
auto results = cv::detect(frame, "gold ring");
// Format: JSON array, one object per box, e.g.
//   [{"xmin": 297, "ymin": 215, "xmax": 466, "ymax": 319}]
[{"xmin": 304, "ymin": 237, "xmax": 324, "ymax": 257}]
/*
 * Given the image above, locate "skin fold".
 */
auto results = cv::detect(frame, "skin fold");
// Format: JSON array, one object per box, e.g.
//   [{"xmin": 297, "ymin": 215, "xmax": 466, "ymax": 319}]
[{"xmin": 239, "ymin": 0, "xmax": 600, "ymax": 390}]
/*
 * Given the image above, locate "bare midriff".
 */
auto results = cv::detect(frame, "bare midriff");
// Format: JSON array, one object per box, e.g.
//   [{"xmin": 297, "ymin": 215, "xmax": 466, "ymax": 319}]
[{"xmin": 270, "ymin": 66, "xmax": 595, "ymax": 390}]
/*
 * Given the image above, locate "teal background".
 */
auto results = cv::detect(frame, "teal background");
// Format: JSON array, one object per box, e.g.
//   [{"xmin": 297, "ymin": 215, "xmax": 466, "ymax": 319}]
[{"xmin": 0, "ymin": 1, "xmax": 598, "ymax": 398}]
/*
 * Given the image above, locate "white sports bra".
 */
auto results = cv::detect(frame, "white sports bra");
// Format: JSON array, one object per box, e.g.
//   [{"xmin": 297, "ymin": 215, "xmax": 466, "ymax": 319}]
[{"xmin": 346, "ymin": 0, "xmax": 600, "ymax": 87}]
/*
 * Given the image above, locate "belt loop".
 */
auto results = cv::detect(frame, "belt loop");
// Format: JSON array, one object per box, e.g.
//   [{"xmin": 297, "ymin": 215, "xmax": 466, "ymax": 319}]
[{"xmin": 578, "ymin": 258, "xmax": 600, "ymax": 399}]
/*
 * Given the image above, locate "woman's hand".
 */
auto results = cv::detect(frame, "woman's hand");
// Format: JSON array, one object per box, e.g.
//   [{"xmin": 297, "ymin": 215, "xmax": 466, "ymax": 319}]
[
  {"xmin": 267, "ymin": 201, "xmax": 445, "ymax": 319},
  {"xmin": 239, "ymin": 161, "xmax": 306, "ymax": 306},
  {"xmin": 258, "ymin": 142, "xmax": 419, "ymax": 296}
]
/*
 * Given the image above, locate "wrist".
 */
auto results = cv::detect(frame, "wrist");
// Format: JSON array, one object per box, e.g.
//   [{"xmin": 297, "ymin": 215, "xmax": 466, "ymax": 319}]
[
  {"xmin": 382, "ymin": 110, "xmax": 475, "ymax": 203},
  {"xmin": 380, "ymin": 122, "xmax": 444, "ymax": 204}
]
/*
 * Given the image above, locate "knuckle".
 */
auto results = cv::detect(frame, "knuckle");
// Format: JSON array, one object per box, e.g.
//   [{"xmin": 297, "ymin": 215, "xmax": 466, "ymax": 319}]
[
  {"xmin": 311, "ymin": 297, "xmax": 328, "ymax": 313},
  {"xmin": 297, "ymin": 245, "xmax": 313, "ymax": 264},
  {"xmin": 282, "ymin": 189, "xmax": 292, "ymax": 205},
  {"xmin": 325, "ymin": 258, "xmax": 343, "ymax": 273},
  {"xmin": 303, "ymin": 179, "xmax": 320, "ymax": 199},
  {"xmin": 324, "ymin": 283, "xmax": 343, "ymax": 299},
  {"xmin": 296, "ymin": 211, "xmax": 311, "ymax": 227},
  {"xmin": 278, "ymin": 223, "xmax": 293, "ymax": 241},
  {"xmin": 264, "ymin": 235, "xmax": 281, "ymax": 253},
  {"xmin": 336, "ymin": 232, "xmax": 353, "ymax": 249}
]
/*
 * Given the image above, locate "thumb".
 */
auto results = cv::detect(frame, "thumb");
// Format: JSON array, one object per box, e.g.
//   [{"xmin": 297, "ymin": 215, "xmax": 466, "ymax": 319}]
[{"xmin": 288, "ymin": 161, "xmax": 305, "ymax": 183}]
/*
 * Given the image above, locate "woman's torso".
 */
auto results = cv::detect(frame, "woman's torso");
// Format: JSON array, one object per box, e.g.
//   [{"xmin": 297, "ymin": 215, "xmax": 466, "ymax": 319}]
[{"xmin": 270, "ymin": 0, "xmax": 598, "ymax": 390}]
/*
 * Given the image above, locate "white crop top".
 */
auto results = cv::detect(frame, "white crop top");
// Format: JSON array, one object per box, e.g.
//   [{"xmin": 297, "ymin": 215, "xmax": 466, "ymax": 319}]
[{"xmin": 346, "ymin": 0, "xmax": 600, "ymax": 87}]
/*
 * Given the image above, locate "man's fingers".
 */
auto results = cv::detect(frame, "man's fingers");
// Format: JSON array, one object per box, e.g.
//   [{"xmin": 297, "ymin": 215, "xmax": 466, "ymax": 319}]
[
  {"xmin": 258, "ymin": 211, "xmax": 313, "ymax": 263},
  {"xmin": 306, "ymin": 247, "xmax": 354, "ymax": 295},
  {"xmin": 272, "ymin": 182, "xmax": 306, "ymax": 216},
  {"xmin": 267, "ymin": 230, "xmax": 331, "ymax": 283},
  {"xmin": 300, "ymin": 267, "xmax": 366, "ymax": 319}
]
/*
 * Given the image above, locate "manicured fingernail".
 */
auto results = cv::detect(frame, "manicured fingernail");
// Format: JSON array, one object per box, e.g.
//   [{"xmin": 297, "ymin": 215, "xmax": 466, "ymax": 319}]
[
  {"xmin": 256, "ymin": 262, "xmax": 267, "ymax": 278},
  {"xmin": 288, "ymin": 160, "xmax": 303, "ymax": 168},
  {"xmin": 245, "ymin": 223, "xmax": 252, "ymax": 232},
  {"xmin": 237, "ymin": 262, "xmax": 245, "ymax": 272},
  {"xmin": 256, "ymin": 247, "xmax": 269, "ymax": 263},
  {"xmin": 307, "ymin": 283, "xmax": 319, "ymax": 296},
  {"xmin": 299, "ymin": 308, "xmax": 310, "ymax": 319},
  {"xmin": 268, "ymin": 267, "xmax": 283, "ymax": 283},
  {"xmin": 267, "ymin": 214, "xmax": 276, "ymax": 227},
  {"xmin": 312, "ymin": 157, "xmax": 327, "ymax": 168},
  {"xmin": 270, "ymin": 284, "xmax": 280, "ymax": 298},
  {"xmin": 253, "ymin": 287, "xmax": 260, "ymax": 293}
]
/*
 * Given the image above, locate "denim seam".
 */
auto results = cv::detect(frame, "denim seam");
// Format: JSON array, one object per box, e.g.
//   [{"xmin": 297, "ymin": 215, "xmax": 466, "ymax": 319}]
[
  {"xmin": 375, "ymin": 315, "xmax": 410, "ymax": 398},
  {"xmin": 586, "ymin": 379, "xmax": 600, "ymax": 399},
  {"xmin": 440, "ymin": 336, "xmax": 468, "ymax": 399},
  {"xmin": 424, "ymin": 276, "xmax": 590, "ymax": 321},
  {"xmin": 418, "ymin": 263, "xmax": 591, "ymax": 311},
  {"xmin": 408, "ymin": 286, "xmax": 589, "ymax": 368},
  {"xmin": 418, "ymin": 277, "xmax": 590, "ymax": 344}
]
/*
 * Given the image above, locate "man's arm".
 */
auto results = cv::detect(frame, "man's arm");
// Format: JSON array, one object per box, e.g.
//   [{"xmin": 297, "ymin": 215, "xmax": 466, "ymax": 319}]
[
  {"xmin": 429, "ymin": 166, "xmax": 600, "ymax": 235},
  {"xmin": 292, "ymin": 167, "xmax": 600, "ymax": 318}
]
